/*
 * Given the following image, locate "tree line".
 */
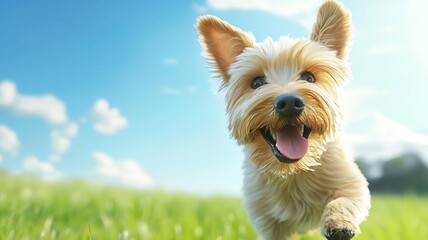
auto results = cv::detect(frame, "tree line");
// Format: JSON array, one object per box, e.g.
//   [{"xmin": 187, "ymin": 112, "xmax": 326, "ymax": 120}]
[{"xmin": 355, "ymin": 153, "xmax": 428, "ymax": 194}]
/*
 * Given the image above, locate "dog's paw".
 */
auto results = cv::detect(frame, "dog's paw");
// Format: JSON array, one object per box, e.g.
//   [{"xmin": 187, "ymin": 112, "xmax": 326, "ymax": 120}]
[
  {"xmin": 321, "ymin": 214, "xmax": 359, "ymax": 237},
  {"xmin": 325, "ymin": 229, "xmax": 355, "ymax": 240},
  {"xmin": 321, "ymin": 197, "xmax": 360, "ymax": 239}
]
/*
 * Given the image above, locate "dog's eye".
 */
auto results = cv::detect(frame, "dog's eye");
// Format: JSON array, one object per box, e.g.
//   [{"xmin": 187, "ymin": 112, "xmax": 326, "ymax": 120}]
[
  {"xmin": 299, "ymin": 71, "xmax": 315, "ymax": 83},
  {"xmin": 251, "ymin": 77, "xmax": 267, "ymax": 89}
]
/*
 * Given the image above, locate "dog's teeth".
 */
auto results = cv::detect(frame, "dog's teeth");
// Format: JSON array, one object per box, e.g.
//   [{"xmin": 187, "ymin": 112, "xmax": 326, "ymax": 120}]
[
  {"xmin": 269, "ymin": 127, "xmax": 277, "ymax": 141},
  {"xmin": 299, "ymin": 125, "xmax": 304, "ymax": 135}
]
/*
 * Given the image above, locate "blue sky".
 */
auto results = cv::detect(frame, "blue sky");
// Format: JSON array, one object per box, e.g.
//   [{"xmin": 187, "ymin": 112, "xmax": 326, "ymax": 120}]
[{"xmin": 0, "ymin": 0, "xmax": 427, "ymax": 195}]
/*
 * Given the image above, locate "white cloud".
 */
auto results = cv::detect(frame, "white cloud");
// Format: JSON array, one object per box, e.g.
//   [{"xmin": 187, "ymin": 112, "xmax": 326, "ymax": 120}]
[
  {"xmin": 193, "ymin": 3, "xmax": 208, "ymax": 14},
  {"xmin": 48, "ymin": 122, "xmax": 80, "ymax": 161},
  {"xmin": 344, "ymin": 113, "xmax": 428, "ymax": 162},
  {"xmin": 343, "ymin": 85, "xmax": 428, "ymax": 162},
  {"xmin": 48, "ymin": 123, "xmax": 79, "ymax": 161},
  {"xmin": 0, "ymin": 81, "xmax": 17, "ymax": 106},
  {"xmin": 51, "ymin": 131, "xmax": 70, "ymax": 155},
  {"xmin": 163, "ymin": 58, "xmax": 178, "ymax": 65},
  {"xmin": 0, "ymin": 125, "xmax": 20, "ymax": 154},
  {"xmin": 206, "ymin": 0, "xmax": 323, "ymax": 29},
  {"xmin": 343, "ymin": 85, "xmax": 428, "ymax": 161},
  {"xmin": 23, "ymin": 156, "xmax": 61, "ymax": 180},
  {"xmin": 91, "ymin": 99, "xmax": 128, "ymax": 135},
  {"xmin": 61, "ymin": 122, "xmax": 79, "ymax": 138},
  {"xmin": 0, "ymin": 154, "xmax": 3, "ymax": 162},
  {"xmin": 24, "ymin": 156, "xmax": 55, "ymax": 173},
  {"xmin": 0, "ymin": 80, "xmax": 68, "ymax": 124},
  {"xmin": 92, "ymin": 151, "xmax": 153, "ymax": 189},
  {"xmin": 0, "ymin": 80, "xmax": 79, "ymax": 162},
  {"xmin": 12, "ymin": 95, "xmax": 68, "ymax": 124}
]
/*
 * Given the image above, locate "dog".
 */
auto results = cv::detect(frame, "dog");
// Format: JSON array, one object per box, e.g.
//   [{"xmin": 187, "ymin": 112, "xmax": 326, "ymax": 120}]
[{"xmin": 196, "ymin": 0, "xmax": 370, "ymax": 239}]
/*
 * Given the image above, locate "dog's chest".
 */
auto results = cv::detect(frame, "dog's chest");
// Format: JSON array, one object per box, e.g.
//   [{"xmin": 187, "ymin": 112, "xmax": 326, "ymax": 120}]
[
  {"xmin": 243, "ymin": 164, "xmax": 327, "ymax": 230},
  {"xmin": 270, "ymin": 176, "xmax": 325, "ymax": 228}
]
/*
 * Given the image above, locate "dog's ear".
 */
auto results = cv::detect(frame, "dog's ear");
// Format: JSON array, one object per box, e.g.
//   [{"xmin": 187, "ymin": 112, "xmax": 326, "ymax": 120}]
[
  {"xmin": 197, "ymin": 15, "xmax": 255, "ymax": 83},
  {"xmin": 310, "ymin": 0, "xmax": 352, "ymax": 60}
]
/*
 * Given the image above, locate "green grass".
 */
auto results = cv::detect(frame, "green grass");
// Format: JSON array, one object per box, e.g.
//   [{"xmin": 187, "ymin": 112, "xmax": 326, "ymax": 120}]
[{"xmin": 0, "ymin": 172, "xmax": 427, "ymax": 240}]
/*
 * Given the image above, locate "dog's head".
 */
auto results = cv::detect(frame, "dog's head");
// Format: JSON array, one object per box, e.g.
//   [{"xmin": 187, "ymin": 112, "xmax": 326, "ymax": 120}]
[{"xmin": 197, "ymin": 0, "xmax": 351, "ymax": 176}]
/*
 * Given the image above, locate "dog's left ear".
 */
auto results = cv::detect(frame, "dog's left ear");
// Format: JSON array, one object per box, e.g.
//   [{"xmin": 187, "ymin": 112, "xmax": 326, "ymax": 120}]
[{"xmin": 311, "ymin": 0, "xmax": 352, "ymax": 60}]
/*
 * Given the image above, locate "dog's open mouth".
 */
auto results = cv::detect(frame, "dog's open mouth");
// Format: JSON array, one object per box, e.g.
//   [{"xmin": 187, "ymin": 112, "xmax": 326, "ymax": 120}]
[{"xmin": 260, "ymin": 125, "xmax": 312, "ymax": 163}]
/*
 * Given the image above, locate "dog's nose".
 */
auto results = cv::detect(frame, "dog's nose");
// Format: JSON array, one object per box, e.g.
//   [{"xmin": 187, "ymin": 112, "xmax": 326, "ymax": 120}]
[{"xmin": 274, "ymin": 93, "xmax": 305, "ymax": 118}]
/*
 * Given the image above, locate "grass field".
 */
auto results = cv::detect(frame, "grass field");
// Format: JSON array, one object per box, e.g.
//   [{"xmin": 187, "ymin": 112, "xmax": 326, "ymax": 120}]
[{"xmin": 0, "ymin": 172, "xmax": 427, "ymax": 240}]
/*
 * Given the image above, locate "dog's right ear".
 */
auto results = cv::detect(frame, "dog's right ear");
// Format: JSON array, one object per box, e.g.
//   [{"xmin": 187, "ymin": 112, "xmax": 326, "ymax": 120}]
[
  {"xmin": 310, "ymin": 0, "xmax": 352, "ymax": 60},
  {"xmin": 196, "ymin": 15, "xmax": 255, "ymax": 84}
]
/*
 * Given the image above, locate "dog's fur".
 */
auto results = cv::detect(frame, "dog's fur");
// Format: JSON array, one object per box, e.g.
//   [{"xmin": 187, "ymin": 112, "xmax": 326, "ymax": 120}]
[{"xmin": 196, "ymin": 1, "xmax": 370, "ymax": 239}]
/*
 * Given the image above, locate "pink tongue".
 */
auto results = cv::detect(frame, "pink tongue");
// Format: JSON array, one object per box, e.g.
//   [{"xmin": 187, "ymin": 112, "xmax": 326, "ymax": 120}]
[{"xmin": 275, "ymin": 125, "xmax": 308, "ymax": 160}]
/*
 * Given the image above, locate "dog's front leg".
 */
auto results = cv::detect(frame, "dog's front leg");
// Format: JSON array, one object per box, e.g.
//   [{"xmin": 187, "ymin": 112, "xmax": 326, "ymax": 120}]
[
  {"xmin": 320, "ymin": 196, "xmax": 368, "ymax": 240},
  {"xmin": 252, "ymin": 216, "xmax": 294, "ymax": 240}
]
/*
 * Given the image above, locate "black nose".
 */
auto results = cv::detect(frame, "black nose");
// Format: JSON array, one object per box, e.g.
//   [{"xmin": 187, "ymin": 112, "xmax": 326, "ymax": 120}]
[{"xmin": 274, "ymin": 93, "xmax": 305, "ymax": 118}]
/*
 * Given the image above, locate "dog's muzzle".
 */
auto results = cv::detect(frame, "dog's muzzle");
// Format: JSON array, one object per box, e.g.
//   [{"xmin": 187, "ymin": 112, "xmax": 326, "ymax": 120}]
[{"xmin": 259, "ymin": 93, "xmax": 312, "ymax": 163}]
